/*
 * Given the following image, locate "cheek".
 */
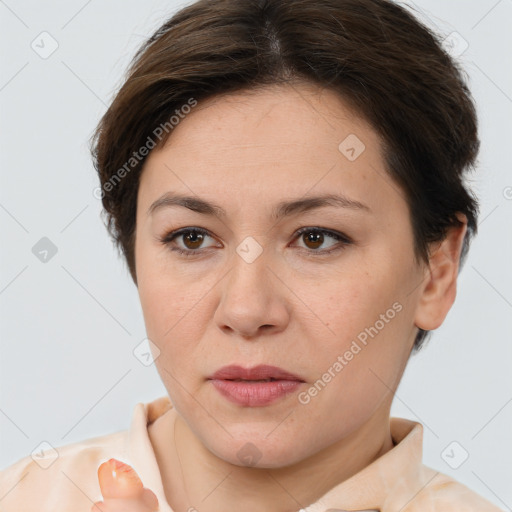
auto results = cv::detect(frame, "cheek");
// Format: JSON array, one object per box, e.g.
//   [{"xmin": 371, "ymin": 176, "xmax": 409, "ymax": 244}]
[
  {"xmin": 296, "ymin": 304, "xmax": 410, "ymax": 440},
  {"xmin": 138, "ymin": 278, "xmax": 203, "ymax": 367},
  {"xmin": 305, "ymin": 260, "xmax": 402, "ymax": 345},
  {"xmin": 136, "ymin": 243, "xmax": 210, "ymax": 340},
  {"xmin": 136, "ymin": 265, "xmax": 214, "ymax": 390},
  {"xmin": 301, "ymin": 258, "xmax": 414, "ymax": 394}
]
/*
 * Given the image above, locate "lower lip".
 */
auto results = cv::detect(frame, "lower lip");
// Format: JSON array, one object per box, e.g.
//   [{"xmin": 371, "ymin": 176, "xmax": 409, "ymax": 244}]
[{"xmin": 210, "ymin": 379, "xmax": 303, "ymax": 406}]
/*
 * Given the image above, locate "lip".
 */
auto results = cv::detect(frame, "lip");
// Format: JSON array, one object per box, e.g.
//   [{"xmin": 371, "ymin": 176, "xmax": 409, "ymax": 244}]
[
  {"xmin": 208, "ymin": 364, "xmax": 305, "ymax": 382},
  {"xmin": 208, "ymin": 365, "xmax": 305, "ymax": 407}
]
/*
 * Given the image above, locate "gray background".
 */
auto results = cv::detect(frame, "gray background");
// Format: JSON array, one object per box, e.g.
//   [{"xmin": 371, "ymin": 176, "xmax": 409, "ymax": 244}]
[{"xmin": 0, "ymin": 0, "xmax": 511, "ymax": 509}]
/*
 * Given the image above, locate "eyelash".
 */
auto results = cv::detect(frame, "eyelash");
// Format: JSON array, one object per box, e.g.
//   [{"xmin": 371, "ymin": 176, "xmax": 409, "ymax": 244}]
[{"xmin": 158, "ymin": 226, "xmax": 352, "ymax": 258}]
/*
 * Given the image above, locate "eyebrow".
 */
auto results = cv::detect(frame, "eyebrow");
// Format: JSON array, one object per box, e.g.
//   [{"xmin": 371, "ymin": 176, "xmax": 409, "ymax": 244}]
[{"xmin": 147, "ymin": 192, "xmax": 371, "ymax": 220}]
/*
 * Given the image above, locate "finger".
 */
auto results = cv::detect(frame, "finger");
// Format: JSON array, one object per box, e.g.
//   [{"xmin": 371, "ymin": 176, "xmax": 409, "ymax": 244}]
[
  {"xmin": 91, "ymin": 498, "xmax": 158, "ymax": 512},
  {"xmin": 90, "ymin": 501, "xmax": 107, "ymax": 512},
  {"xmin": 90, "ymin": 498, "xmax": 158, "ymax": 512},
  {"xmin": 97, "ymin": 458, "xmax": 144, "ymax": 499},
  {"xmin": 140, "ymin": 487, "xmax": 159, "ymax": 510}
]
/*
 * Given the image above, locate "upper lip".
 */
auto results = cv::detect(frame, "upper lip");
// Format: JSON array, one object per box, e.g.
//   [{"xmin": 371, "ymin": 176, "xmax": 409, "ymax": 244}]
[{"xmin": 208, "ymin": 364, "xmax": 305, "ymax": 382}]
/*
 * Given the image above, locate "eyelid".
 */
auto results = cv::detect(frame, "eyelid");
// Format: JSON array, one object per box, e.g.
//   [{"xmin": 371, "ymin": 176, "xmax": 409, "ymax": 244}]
[
  {"xmin": 159, "ymin": 227, "xmax": 219, "ymax": 251},
  {"xmin": 158, "ymin": 226, "xmax": 353, "ymax": 257},
  {"xmin": 293, "ymin": 226, "xmax": 352, "ymax": 244},
  {"xmin": 291, "ymin": 227, "xmax": 352, "ymax": 256}
]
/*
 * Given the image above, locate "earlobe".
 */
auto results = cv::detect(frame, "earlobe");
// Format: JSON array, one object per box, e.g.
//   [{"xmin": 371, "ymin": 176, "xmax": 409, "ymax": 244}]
[{"xmin": 414, "ymin": 215, "xmax": 468, "ymax": 331}]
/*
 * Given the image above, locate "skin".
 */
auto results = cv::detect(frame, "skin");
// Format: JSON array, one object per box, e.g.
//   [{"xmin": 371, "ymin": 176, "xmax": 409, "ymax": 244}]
[
  {"xmin": 129, "ymin": 82, "xmax": 466, "ymax": 512},
  {"xmin": 91, "ymin": 458, "xmax": 159, "ymax": 511}
]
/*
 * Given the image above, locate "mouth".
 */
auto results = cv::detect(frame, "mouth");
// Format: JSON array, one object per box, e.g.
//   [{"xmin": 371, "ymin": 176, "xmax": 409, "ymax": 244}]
[
  {"xmin": 226, "ymin": 378, "xmax": 279, "ymax": 382},
  {"xmin": 207, "ymin": 365, "xmax": 305, "ymax": 407},
  {"xmin": 207, "ymin": 364, "xmax": 305, "ymax": 382}
]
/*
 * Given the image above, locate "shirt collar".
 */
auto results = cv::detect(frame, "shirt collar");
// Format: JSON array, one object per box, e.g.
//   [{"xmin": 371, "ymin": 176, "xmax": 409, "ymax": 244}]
[
  {"xmin": 301, "ymin": 417, "xmax": 426, "ymax": 511},
  {"xmin": 127, "ymin": 395, "xmax": 428, "ymax": 512},
  {"xmin": 128, "ymin": 396, "xmax": 175, "ymax": 511}
]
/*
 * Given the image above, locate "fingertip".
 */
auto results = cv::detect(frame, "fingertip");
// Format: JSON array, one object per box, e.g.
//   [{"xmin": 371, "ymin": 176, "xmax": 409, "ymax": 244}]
[{"xmin": 97, "ymin": 458, "xmax": 144, "ymax": 499}]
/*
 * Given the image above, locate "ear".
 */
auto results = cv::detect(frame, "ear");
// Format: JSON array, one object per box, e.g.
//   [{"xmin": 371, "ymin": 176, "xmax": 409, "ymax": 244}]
[{"xmin": 414, "ymin": 214, "xmax": 468, "ymax": 331}]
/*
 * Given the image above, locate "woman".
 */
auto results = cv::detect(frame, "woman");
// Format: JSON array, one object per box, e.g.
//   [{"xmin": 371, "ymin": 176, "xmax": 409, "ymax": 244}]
[{"xmin": 0, "ymin": 0, "xmax": 503, "ymax": 510}]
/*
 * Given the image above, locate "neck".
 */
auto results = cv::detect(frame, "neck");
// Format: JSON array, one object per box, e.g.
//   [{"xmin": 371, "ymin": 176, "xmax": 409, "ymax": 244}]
[{"xmin": 149, "ymin": 405, "xmax": 394, "ymax": 512}]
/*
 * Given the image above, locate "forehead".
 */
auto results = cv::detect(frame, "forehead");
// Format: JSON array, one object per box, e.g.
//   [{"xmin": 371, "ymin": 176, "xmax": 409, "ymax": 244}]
[
  {"xmin": 154, "ymin": 83, "xmax": 379, "ymax": 156},
  {"xmin": 138, "ymin": 83, "xmax": 405, "ymax": 218}
]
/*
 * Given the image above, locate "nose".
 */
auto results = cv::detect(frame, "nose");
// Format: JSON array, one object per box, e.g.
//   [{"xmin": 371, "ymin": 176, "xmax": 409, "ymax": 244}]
[{"xmin": 213, "ymin": 241, "xmax": 290, "ymax": 340}]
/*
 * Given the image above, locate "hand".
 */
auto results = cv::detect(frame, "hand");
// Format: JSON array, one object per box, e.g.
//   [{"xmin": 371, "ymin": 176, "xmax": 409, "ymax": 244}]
[{"xmin": 90, "ymin": 458, "xmax": 159, "ymax": 512}]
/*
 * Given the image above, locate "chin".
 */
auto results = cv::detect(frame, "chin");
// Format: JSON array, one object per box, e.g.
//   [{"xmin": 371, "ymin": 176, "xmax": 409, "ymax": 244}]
[{"xmin": 204, "ymin": 433, "xmax": 309, "ymax": 469}]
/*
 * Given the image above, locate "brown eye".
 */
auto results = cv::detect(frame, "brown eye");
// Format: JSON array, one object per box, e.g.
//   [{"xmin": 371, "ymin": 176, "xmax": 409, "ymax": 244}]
[
  {"xmin": 160, "ymin": 227, "xmax": 218, "ymax": 257},
  {"xmin": 301, "ymin": 230, "xmax": 325, "ymax": 250},
  {"xmin": 294, "ymin": 227, "xmax": 352, "ymax": 255},
  {"xmin": 182, "ymin": 230, "xmax": 205, "ymax": 250}
]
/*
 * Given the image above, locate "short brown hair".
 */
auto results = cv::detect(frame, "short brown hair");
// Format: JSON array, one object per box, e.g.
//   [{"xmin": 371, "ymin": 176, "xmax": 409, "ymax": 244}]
[{"xmin": 90, "ymin": 0, "xmax": 479, "ymax": 353}]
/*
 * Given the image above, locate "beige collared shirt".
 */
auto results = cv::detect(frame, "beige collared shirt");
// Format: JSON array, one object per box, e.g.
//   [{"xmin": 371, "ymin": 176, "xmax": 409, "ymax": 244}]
[{"xmin": 0, "ymin": 395, "xmax": 502, "ymax": 511}]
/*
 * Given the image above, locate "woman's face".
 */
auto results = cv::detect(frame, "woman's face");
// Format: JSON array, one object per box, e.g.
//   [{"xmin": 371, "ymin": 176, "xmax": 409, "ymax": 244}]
[{"xmin": 135, "ymin": 83, "xmax": 427, "ymax": 467}]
